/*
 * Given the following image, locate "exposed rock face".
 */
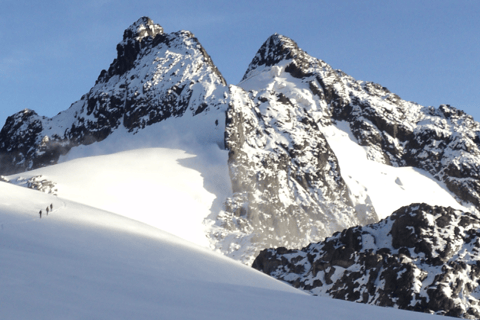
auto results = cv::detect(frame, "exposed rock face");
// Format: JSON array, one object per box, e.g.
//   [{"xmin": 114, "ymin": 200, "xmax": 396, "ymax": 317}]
[
  {"xmin": 312, "ymin": 61, "xmax": 480, "ymax": 208},
  {"xmin": 253, "ymin": 203, "xmax": 480, "ymax": 319},
  {"xmin": 0, "ymin": 17, "xmax": 227, "ymax": 175},
  {"xmin": 211, "ymin": 82, "xmax": 377, "ymax": 263},
  {"xmin": 206, "ymin": 35, "xmax": 381, "ymax": 264},
  {"xmin": 333, "ymin": 80, "xmax": 480, "ymax": 208}
]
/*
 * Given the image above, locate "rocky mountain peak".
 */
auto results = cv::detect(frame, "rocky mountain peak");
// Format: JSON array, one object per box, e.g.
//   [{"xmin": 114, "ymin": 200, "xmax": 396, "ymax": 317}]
[
  {"xmin": 241, "ymin": 33, "xmax": 310, "ymax": 81},
  {"xmin": 97, "ymin": 17, "xmax": 165, "ymax": 83},
  {"xmin": 0, "ymin": 17, "xmax": 229, "ymax": 175},
  {"xmin": 122, "ymin": 16, "xmax": 164, "ymax": 43}
]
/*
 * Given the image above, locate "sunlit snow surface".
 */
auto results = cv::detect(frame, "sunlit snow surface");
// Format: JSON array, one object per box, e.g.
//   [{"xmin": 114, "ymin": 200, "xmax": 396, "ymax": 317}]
[
  {"xmin": 0, "ymin": 182, "xmax": 448, "ymax": 319},
  {"xmin": 323, "ymin": 121, "xmax": 473, "ymax": 219},
  {"xmin": 8, "ymin": 112, "xmax": 230, "ymax": 248}
]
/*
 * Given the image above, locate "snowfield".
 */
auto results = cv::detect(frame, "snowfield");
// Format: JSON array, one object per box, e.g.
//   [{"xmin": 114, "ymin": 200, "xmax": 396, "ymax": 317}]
[
  {"xmin": 0, "ymin": 181, "xmax": 449, "ymax": 319},
  {"xmin": 322, "ymin": 121, "xmax": 473, "ymax": 219},
  {"xmin": 8, "ymin": 113, "xmax": 231, "ymax": 248}
]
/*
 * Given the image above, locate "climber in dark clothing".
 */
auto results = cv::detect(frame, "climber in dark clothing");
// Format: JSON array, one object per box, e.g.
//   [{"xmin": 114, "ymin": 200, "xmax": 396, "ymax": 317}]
[
  {"xmin": 50, "ymin": 204, "xmax": 53, "ymax": 210},
  {"xmin": 39, "ymin": 210, "xmax": 42, "ymax": 218},
  {"xmin": 46, "ymin": 207, "xmax": 49, "ymax": 215}
]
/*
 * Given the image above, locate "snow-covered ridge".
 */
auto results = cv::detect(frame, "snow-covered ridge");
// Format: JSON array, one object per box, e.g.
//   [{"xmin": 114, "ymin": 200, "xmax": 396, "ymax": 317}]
[{"xmin": 239, "ymin": 32, "xmax": 480, "ymax": 211}]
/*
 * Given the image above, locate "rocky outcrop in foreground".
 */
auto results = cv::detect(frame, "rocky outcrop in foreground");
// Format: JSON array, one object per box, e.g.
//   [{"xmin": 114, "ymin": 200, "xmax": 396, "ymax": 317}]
[{"xmin": 253, "ymin": 203, "xmax": 480, "ymax": 319}]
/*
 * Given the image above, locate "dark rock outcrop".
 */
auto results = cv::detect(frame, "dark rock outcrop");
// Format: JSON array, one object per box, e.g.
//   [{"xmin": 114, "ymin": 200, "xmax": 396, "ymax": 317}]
[{"xmin": 253, "ymin": 203, "xmax": 480, "ymax": 319}]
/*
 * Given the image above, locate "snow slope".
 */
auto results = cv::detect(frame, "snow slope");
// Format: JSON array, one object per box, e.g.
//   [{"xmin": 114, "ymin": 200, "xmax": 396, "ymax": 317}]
[
  {"xmin": 0, "ymin": 181, "xmax": 449, "ymax": 319},
  {"xmin": 323, "ymin": 121, "xmax": 473, "ymax": 219},
  {"xmin": 7, "ymin": 114, "xmax": 231, "ymax": 248}
]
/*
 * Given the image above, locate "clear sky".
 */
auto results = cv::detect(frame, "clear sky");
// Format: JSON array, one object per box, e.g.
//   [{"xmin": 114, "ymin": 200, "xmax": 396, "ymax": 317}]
[{"xmin": 1, "ymin": 0, "xmax": 479, "ymax": 127}]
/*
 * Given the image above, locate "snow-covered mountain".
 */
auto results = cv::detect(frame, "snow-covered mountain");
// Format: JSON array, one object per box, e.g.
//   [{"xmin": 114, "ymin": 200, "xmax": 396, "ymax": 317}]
[
  {"xmin": 213, "ymin": 33, "xmax": 477, "ymax": 265},
  {"xmin": 236, "ymin": 33, "xmax": 480, "ymax": 211},
  {"xmin": 0, "ymin": 17, "xmax": 228, "ymax": 174},
  {"xmin": 1, "ymin": 16, "xmax": 480, "ymax": 318}
]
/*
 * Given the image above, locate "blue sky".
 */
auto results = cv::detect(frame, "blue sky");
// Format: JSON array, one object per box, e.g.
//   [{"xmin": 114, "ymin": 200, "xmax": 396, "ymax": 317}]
[{"xmin": 1, "ymin": 0, "xmax": 479, "ymax": 126}]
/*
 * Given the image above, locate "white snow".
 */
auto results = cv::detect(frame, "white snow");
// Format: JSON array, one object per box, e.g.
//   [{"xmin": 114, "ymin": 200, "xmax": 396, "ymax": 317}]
[
  {"xmin": 8, "ymin": 111, "xmax": 231, "ymax": 248},
  {"xmin": 323, "ymin": 121, "xmax": 471, "ymax": 219},
  {"xmin": 13, "ymin": 148, "xmax": 215, "ymax": 246},
  {"xmin": 0, "ymin": 181, "xmax": 447, "ymax": 319}
]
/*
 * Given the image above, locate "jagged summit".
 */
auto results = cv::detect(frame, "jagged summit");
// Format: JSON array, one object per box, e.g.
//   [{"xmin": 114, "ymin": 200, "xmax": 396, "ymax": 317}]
[
  {"xmin": 98, "ymin": 16, "xmax": 165, "ymax": 82},
  {"xmin": 241, "ymin": 33, "xmax": 313, "ymax": 81},
  {"xmin": 122, "ymin": 16, "xmax": 164, "ymax": 42},
  {"xmin": 0, "ymin": 17, "xmax": 228, "ymax": 175}
]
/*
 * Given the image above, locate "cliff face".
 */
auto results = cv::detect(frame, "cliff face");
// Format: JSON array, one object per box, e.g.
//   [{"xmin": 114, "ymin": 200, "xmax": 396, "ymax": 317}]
[{"xmin": 212, "ymin": 79, "xmax": 377, "ymax": 264}]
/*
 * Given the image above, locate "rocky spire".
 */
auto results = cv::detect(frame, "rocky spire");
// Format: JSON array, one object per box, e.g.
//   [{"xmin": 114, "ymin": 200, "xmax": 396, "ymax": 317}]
[
  {"xmin": 121, "ymin": 16, "xmax": 164, "ymax": 43},
  {"xmin": 241, "ymin": 34, "xmax": 310, "ymax": 81},
  {"xmin": 97, "ymin": 17, "xmax": 164, "ymax": 83}
]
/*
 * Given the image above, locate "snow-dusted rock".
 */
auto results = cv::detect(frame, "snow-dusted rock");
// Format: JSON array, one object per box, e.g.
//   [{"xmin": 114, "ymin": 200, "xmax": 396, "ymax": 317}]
[
  {"xmin": 12, "ymin": 175, "xmax": 58, "ymax": 195},
  {"xmin": 253, "ymin": 203, "xmax": 480, "ymax": 319},
  {"xmin": 210, "ymin": 81, "xmax": 377, "ymax": 264},
  {"xmin": 239, "ymin": 33, "xmax": 480, "ymax": 210}
]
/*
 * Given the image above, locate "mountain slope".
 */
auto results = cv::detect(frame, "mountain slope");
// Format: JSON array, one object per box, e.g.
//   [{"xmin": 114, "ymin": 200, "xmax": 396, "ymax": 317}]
[
  {"xmin": 237, "ymin": 34, "xmax": 480, "ymax": 209},
  {"xmin": 0, "ymin": 181, "xmax": 449, "ymax": 320},
  {"xmin": 6, "ymin": 146, "xmax": 222, "ymax": 246},
  {"xmin": 212, "ymin": 78, "xmax": 377, "ymax": 264}
]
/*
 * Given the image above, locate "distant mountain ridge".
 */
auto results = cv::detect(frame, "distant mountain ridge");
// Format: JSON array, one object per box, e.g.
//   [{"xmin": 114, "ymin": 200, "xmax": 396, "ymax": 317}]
[{"xmin": 2, "ymin": 16, "xmax": 480, "ymax": 318}]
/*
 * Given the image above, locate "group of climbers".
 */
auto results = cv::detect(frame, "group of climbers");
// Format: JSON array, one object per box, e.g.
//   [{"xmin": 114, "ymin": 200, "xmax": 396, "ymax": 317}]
[{"xmin": 39, "ymin": 203, "xmax": 53, "ymax": 218}]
